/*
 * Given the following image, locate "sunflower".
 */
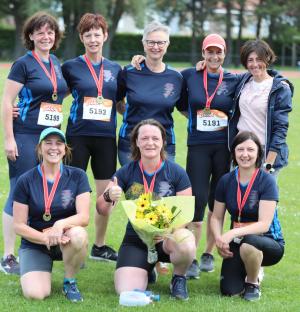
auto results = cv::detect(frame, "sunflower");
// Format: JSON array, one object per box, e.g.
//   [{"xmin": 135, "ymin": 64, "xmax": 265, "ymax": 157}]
[{"xmin": 144, "ymin": 212, "xmax": 158, "ymax": 225}]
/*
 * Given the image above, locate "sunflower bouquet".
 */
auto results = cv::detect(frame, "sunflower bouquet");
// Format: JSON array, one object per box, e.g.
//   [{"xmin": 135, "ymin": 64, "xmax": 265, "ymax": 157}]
[{"xmin": 121, "ymin": 193, "xmax": 195, "ymax": 264}]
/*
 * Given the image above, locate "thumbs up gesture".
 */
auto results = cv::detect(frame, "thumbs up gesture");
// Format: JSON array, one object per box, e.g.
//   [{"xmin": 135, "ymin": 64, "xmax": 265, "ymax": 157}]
[{"xmin": 108, "ymin": 176, "xmax": 122, "ymax": 202}]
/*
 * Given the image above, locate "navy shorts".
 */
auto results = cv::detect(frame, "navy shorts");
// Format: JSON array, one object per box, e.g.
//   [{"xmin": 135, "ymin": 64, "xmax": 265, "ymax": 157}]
[
  {"xmin": 220, "ymin": 234, "xmax": 284, "ymax": 296},
  {"xmin": 19, "ymin": 246, "xmax": 62, "ymax": 276},
  {"xmin": 116, "ymin": 234, "xmax": 170, "ymax": 272},
  {"xmin": 67, "ymin": 136, "xmax": 117, "ymax": 180},
  {"xmin": 5, "ymin": 133, "xmax": 39, "ymax": 215}
]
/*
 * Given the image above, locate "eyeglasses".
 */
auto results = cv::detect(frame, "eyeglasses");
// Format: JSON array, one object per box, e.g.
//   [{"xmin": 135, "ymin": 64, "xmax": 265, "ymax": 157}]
[{"xmin": 145, "ymin": 40, "xmax": 168, "ymax": 48}]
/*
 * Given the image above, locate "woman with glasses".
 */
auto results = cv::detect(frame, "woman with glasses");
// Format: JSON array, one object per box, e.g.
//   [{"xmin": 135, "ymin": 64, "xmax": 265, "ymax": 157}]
[{"xmin": 117, "ymin": 21, "xmax": 183, "ymax": 166}]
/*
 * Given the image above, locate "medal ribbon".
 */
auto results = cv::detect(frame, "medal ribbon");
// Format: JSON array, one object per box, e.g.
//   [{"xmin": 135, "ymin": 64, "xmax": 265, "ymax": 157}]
[
  {"xmin": 203, "ymin": 67, "xmax": 224, "ymax": 109},
  {"xmin": 41, "ymin": 165, "xmax": 61, "ymax": 218},
  {"xmin": 84, "ymin": 54, "xmax": 104, "ymax": 98},
  {"xmin": 236, "ymin": 168, "xmax": 259, "ymax": 222},
  {"xmin": 139, "ymin": 159, "xmax": 162, "ymax": 194},
  {"xmin": 31, "ymin": 50, "xmax": 57, "ymax": 99}
]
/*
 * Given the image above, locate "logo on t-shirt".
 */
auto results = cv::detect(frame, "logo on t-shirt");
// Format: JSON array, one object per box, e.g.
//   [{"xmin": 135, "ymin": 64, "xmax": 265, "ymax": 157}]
[
  {"xmin": 104, "ymin": 70, "xmax": 115, "ymax": 82},
  {"xmin": 248, "ymin": 190, "xmax": 259, "ymax": 210},
  {"xmin": 217, "ymin": 81, "xmax": 229, "ymax": 95},
  {"xmin": 163, "ymin": 83, "xmax": 175, "ymax": 98},
  {"xmin": 61, "ymin": 189, "xmax": 75, "ymax": 209}
]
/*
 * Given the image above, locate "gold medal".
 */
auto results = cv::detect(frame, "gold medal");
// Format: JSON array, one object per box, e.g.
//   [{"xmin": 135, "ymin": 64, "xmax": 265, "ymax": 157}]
[
  {"xmin": 43, "ymin": 213, "xmax": 52, "ymax": 222},
  {"xmin": 97, "ymin": 95, "xmax": 104, "ymax": 104},
  {"xmin": 52, "ymin": 92, "xmax": 58, "ymax": 102},
  {"xmin": 203, "ymin": 108, "xmax": 211, "ymax": 116}
]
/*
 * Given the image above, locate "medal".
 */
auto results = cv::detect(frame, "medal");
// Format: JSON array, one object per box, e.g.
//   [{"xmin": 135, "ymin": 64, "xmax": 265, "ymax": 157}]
[
  {"xmin": 52, "ymin": 92, "xmax": 58, "ymax": 102},
  {"xmin": 31, "ymin": 51, "xmax": 58, "ymax": 103},
  {"xmin": 43, "ymin": 213, "xmax": 52, "ymax": 222},
  {"xmin": 147, "ymin": 246, "xmax": 158, "ymax": 264},
  {"xmin": 84, "ymin": 54, "xmax": 105, "ymax": 105},
  {"xmin": 203, "ymin": 108, "xmax": 211, "ymax": 116},
  {"xmin": 97, "ymin": 95, "xmax": 104, "ymax": 104}
]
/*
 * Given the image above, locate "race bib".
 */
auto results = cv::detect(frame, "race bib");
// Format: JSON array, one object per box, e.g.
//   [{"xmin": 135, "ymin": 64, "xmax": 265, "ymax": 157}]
[
  {"xmin": 37, "ymin": 102, "xmax": 63, "ymax": 126},
  {"xmin": 196, "ymin": 109, "xmax": 228, "ymax": 131},
  {"xmin": 82, "ymin": 97, "xmax": 112, "ymax": 122}
]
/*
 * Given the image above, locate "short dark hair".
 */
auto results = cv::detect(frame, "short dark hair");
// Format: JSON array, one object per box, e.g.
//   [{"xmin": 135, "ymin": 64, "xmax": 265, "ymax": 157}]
[
  {"xmin": 77, "ymin": 13, "xmax": 108, "ymax": 36},
  {"xmin": 240, "ymin": 39, "xmax": 276, "ymax": 68},
  {"xmin": 231, "ymin": 131, "xmax": 264, "ymax": 168},
  {"xmin": 130, "ymin": 119, "xmax": 167, "ymax": 161},
  {"xmin": 23, "ymin": 12, "xmax": 61, "ymax": 51}
]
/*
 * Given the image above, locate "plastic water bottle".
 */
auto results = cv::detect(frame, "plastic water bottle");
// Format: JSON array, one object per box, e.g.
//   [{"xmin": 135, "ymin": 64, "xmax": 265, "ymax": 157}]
[
  {"xmin": 133, "ymin": 289, "xmax": 160, "ymax": 302},
  {"xmin": 119, "ymin": 291, "xmax": 152, "ymax": 306}
]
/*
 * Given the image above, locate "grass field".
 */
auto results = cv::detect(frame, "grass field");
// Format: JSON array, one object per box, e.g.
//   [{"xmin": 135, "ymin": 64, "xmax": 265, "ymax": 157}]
[{"xmin": 0, "ymin": 66, "xmax": 299, "ymax": 312}]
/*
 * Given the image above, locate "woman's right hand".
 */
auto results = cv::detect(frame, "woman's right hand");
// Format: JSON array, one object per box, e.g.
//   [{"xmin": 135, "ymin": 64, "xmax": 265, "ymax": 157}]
[
  {"xmin": 215, "ymin": 236, "xmax": 233, "ymax": 259},
  {"xmin": 108, "ymin": 177, "xmax": 122, "ymax": 202},
  {"xmin": 5, "ymin": 137, "xmax": 18, "ymax": 161},
  {"xmin": 196, "ymin": 60, "xmax": 206, "ymax": 71},
  {"xmin": 131, "ymin": 55, "xmax": 145, "ymax": 71}
]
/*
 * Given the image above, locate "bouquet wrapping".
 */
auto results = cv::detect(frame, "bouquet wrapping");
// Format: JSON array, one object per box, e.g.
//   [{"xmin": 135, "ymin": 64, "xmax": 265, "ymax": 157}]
[{"xmin": 121, "ymin": 194, "xmax": 195, "ymax": 264}]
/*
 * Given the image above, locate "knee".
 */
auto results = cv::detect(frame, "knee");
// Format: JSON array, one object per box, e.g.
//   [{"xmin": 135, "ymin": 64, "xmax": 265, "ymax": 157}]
[
  {"xmin": 172, "ymin": 229, "xmax": 196, "ymax": 257},
  {"xmin": 22, "ymin": 287, "xmax": 51, "ymax": 300},
  {"xmin": 240, "ymin": 243, "xmax": 262, "ymax": 259},
  {"xmin": 67, "ymin": 227, "xmax": 88, "ymax": 251}
]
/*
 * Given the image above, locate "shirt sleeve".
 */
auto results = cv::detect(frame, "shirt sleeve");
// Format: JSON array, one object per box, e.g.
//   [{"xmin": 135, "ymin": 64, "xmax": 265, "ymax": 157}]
[
  {"xmin": 215, "ymin": 175, "xmax": 227, "ymax": 203},
  {"xmin": 116, "ymin": 68, "xmax": 127, "ymax": 102},
  {"xmin": 176, "ymin": 70, "xmax": 189, "ymax": 112},
  {"xmin": 259, "ymin": 173, "xmax": 279, "ymax": 201},
  {"xmin": 13, "ymin": 175, "xmax": 30, "ymax": 205},
  {"xmin": 114, "ymin": 165, "xmax": 128, "ymax": 191},
  {"xmin": 61, "ymin": 62, "xmax": 71, "ymax": 88},
  {"xmin": 76, "ymin": 169, "xmax": 92, "ymax": 195},
  {"xmin": 172, "ymin": 163, "xmax": 191, "ymax": 192},
  {"xmin": 8, "ymin": 59, "xmax": 27, "ymax": 85}
]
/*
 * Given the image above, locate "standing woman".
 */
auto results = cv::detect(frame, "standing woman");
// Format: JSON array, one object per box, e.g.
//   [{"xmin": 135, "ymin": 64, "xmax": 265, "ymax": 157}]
[
  {"xmin": 13, "ymin": 128, "xmax": 91, "ymax": 302},
  {"xmin": 62, "ymin": 13, "xmax": 121, "ymax": 261},
  {"xmin": 229, "ymin": 39, "xmax": 293, "ymax": 177},
  {"xmin": 117, "ymin": 21, "xmax": 183, "ymax": 166},
  {"xmin": 1, "ymin": 12, "xmax": 68, "ymax": 274},
  {"xmin": 211, "ymin": 131, "xmax": 284, "ymax": 301},
  {"xmin": 178, "ymin": 34, "xmax": 242, "ymax": 278}
]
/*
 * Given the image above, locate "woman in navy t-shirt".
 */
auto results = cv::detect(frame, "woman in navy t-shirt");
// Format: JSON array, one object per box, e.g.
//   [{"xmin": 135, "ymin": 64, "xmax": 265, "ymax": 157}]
[
  {"xmin": 211, "ymin": 131, "xmax": 284, "ymax": 301},
  {"xmin": 1, "ymin": 12, "xmax": 68, "ymax": 275},
  {"xmin": 13, "ymin": 128, "xmax": 91, "ymax": 302}
]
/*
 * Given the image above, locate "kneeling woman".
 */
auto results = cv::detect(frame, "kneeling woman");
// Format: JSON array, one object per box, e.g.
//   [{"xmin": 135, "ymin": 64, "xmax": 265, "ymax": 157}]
[
  {"xmin": 211, "ymin": 131, "xmax": 284, "ymax": 301},
  {"xmin": 97, "ymin": 119, "xmax": 196, "ymax": 300},
  {"xmin": 13, "ymin": 128, "xmax": 91, "ymax": 302}
]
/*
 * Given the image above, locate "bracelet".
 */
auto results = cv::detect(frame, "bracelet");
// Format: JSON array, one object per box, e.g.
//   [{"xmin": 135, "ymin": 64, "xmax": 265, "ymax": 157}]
[{"xmin": 103, "ymin": 189, "xmax": 113, "ymax": 203}]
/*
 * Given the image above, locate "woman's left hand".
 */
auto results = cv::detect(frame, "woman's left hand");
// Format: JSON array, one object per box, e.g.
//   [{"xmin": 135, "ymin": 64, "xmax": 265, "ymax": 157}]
[
  {"xmin": 47, "ymin": 221, "xmax": 66, "ymax": 246},
  {"xmin": 153, "ymin": 235, "xmax": 164, "ymax": 244},
  {"xmin": 196, "ymin": 60, "xmax": 206, "ymax": 71},
  {"xmin": 131, "ymin": 55, "xmax": 145, "ymax": 70}
]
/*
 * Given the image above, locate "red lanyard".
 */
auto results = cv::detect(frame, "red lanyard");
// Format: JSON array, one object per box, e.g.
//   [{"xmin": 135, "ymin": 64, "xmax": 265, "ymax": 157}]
[
  {"xmin": 236, "ymin": 168, "xmax": 259, "ymax": 222},
  {"xmin": 41, "ymin": 165, "xmax": 61, "ymax": 221},
  {"xmin": 84, "ymin": 54, "xmax": 104, "ymax": 101},
  {"xmin": 31, "ymin": 50, "xmax": 58, "ymax": 101},
  {"xmin": 139, "ymin": 159, "xmax": 162, "ymax": 194},
  {"xmin": 203, "ymin": 67, "xmax": 224, "ymax": 109}
]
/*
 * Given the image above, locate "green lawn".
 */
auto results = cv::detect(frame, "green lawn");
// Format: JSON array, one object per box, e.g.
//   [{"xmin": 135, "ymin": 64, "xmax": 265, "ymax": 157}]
[{"xmin": 0, "ymin": 66, "xmax": 299, "ymax": 311}]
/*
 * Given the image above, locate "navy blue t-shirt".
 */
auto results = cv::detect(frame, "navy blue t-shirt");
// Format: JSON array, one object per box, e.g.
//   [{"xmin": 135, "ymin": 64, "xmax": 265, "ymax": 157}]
[
  {"xmin": 8, "ymin": 52, "xmax": 68, "ymax": 134},
  {"xmin": 215, "ymin": 168, "xmax": 284, "ymax": 243},
  {"xmin": 13, "ymin": 165, "xmax": 91, "ymax": 250},
  {"xmin": 117, "ymin": 62, "xmax": 183, "ymax": 145},
  {"xmin": 62, "ymin": 56, "xmax": 122, "ymax": 137},
  {"xmin": 115, "ymin": 160, "xmax": 191, "ymax": 236},
  {"xmin": 179, "ymin": 68, "xmax": 242, "ymax": 145}
]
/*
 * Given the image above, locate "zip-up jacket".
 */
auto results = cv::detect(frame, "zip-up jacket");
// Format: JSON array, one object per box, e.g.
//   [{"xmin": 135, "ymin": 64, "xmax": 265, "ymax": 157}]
[{"xmin": 228, "ymin": 71, "xmax": 293, "ymax": 169}]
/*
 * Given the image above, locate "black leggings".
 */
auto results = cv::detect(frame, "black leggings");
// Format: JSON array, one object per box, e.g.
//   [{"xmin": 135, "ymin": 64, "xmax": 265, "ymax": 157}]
[
  {"xmin": 220, "ymin": 234, "xmax": 284, "ymax": 296},
  {"xmin": 186, "ymin": 143, "xmax": 230, "ymax": 222}
]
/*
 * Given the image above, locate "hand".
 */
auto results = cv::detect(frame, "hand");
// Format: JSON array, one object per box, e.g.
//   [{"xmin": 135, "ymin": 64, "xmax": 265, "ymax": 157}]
[
  {"xmin": 108, "ymin": 177, "xmax": 122, "ymax": 202},
  {"xmin": 215, "ymin": 235, "xmax": 233, "ymax": 259},
  {"xmin": 131, "ymin": 55, "xmax": 145, "ymax": 70},
  {"xmin": 12, "ymin": 106, "xmax": 20, "ymax": 119},
  {"xmin": 4, "ymin": 137, "xmax": 18, "ymax": 161},
  {"xmin": 196, "ymin": 60, "xmax": 206, "ymax": 71},
  {"xmin": 153, "ymin": 235, "xmax": 164, "ymax": 244},
  {"xmin": 45, "ymin": 221, "xmax": 65, "ymax": 247}
]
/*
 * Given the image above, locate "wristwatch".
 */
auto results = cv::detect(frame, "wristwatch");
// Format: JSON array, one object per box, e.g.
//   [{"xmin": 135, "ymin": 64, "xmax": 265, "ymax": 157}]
[{"xmin": 263, "ymin": 163, "xmax": 275, "ymax": 172}]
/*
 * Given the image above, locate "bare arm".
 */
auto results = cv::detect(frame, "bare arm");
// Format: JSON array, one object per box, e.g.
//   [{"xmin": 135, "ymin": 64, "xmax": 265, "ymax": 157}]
[
  {"xmin": 1, "ymin": 79, "xmax": 23, "ymax": 161},
  {"xmin": 176, "ymin": 187, "xmax": 192, "ymax": 196}
]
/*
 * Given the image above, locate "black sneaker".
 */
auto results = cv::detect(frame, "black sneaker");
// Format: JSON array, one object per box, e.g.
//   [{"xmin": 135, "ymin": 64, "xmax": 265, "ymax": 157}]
[
  {"xmin": 148, "ymin": 267, "xmax": 158, "ymax": 284},
  {"xmin": 186, "ymin": 259, "xmax": 200, "ymax": 279},
  {"xmin": 243, "ymin": 282, "xmax": 261, "ymax": 301},
  {"xmin": 0, "ymin": 254, "xmax": 20, "ymax": 275},
  {"xmin": 90, "ymin": 244, "xmax": 118, "ymax": 262},
  {"xmin": 63, "ymin": 279, "xmax": 83, "ymax": 302},
  {"xmin": 170, "ymin": 275, "xmax": 189, "ymax": 300},
  {"xmin": 199, "ymin": 253, "xmax": 214, "ymax": 272}
]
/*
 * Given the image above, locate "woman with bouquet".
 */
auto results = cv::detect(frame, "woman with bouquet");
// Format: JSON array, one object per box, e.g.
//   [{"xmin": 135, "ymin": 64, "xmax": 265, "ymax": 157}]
[
  {"xmin": 96, "ymin": 119, "xmax": 196, "ymax": 301},
  {"xmin": 211, "ymin": 131, "xmax": 284, "ymax": 301}
]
